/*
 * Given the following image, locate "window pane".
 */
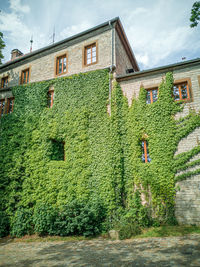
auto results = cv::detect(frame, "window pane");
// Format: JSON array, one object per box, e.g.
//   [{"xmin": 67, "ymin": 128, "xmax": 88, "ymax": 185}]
[
  {"xmin": 27, "ymin": 70, "xmax": 29, "ymax": 83},
  {"xmin": 58, "ymin": 58, "xmax": 62, "ymax": 73},
  {"xmin": 8, "ymin": 99, "xmax": 13, "ymax": 113},
  {"xmin": 142, "ymin": 141, "xmax": 145, "ymax": 162},
  {"xmin": 92, "ymin": 56, "xmax": 96, "ymax": 63},
  {"xmin": 152, "ymin": 89, "xmax": 158, "ymax": 102},
  {"xmin": 87, "ymin": 53, "xmax": 91, "ymax": 59},
  {"xmin": 87, "ymin": 48, "xmax": 91, "ymax": 54},
  {"xmin": 181, "ymin": 84, "xmax": 188, "ymax": 99},
  {"xmin": 23, "ymin": 72, "xmax": 27, "ymax": 83},
  {"xmin": 146, "ymin": 91, "xmax": 151, "ymax": 104},
  {"xmin": 0, "ymin": 101, "xmax": 5, "ymax": 116},
  {"xmin": 87, "ymin": 58, "xmax": 91, "ymax": 64},
  {"xmin": 92, "ymin": 46, "xmax": 96, "ymax": 52},
  {"xmin": 146, "ymin": 142, "xmax": 151, "ymax": 162},
  {"xmin": 63, "ymin": 58, "xmax": 66, "ymax": 72},
  {"xmin": 173, "ymin": 85, "xmax": 180, "ymax": 101},
  {"xmin": 47, "ymin": 92, "xmax": 54, "ymax": 108}
]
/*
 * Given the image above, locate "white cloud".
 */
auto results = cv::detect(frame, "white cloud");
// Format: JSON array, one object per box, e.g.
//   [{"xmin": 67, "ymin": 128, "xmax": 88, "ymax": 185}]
[
  {"xmin": 9, "ymin": 0, "xmax": 30, "ymax": 14},
  {"xmin": 136, "ymin": 53, "xmax": 149, "ymax": 67},
  {"xmin": 59, "ymin": 21, "xmax": 92, "ymax": 39}
]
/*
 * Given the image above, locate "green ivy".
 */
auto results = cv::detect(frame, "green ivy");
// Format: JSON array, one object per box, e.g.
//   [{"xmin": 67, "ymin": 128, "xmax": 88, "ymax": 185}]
[{"xmin": 0, "ymin": 69, "xmax": 200, "ymax": 236}]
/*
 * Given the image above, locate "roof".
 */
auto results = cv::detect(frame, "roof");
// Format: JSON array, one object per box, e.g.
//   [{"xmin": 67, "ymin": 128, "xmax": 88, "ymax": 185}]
[
  {"xmin": 0, "ymin": 17, "xmax": 139, "ymax": 71},
  {"xmin": 116, "ymin": 58, "xmax": 200, "ymax": 81}
]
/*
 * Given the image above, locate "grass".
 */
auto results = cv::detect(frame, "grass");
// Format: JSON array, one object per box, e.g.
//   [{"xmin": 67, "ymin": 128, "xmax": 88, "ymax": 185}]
[
  {"xmin": 134, "ymin": 225, "xmax": 200, "ymax": 238},
  {"xmin": 1, "ymin": 225, "xmax": 200, "ymax": 243}
]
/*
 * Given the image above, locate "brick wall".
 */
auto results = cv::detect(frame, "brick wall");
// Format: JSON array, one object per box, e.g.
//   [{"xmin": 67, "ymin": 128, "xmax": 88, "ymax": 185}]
[{"xmin": 118, "ymin": 63, "xmax": 200, "ymax": 225}]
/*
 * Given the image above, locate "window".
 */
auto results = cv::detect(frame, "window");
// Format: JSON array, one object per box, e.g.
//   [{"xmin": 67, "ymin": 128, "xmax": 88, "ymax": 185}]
[
  {"xmin": 0, "ymin": 99, "xmax": 5, "ymax": 117},
  {"xmin": 173, "ymin": 82, "xmax": 190, "ymax": 101},
  {"xmin": 49, "ymin": 140, "xmax": 65, "ymax": 161},
  {"xmin": 21, "ymin": 68, "xmax": 30, "ymax": 84},
  {"xmin": 142, "ymin": 140, "xmax": 151, "ymax": 163},
  {"xmin": 84, "ymin": 42, "xmax": 97, "ymax": 66},
  {"xmin": 47, "ymin": 90, "xmax": 54, "ymax": 108},
  {"xmin": 7, "ymin": 98, "xmax": 14, "ymax": 114},
  {"xmin": 1, "ymin": 76, "xmax": 8, "ymax": 88},
  {"xmin": 146, "ymin": 88, "xmax": 158, "ymax": 104},
  {"xmin": 56, "ymin": 54, "xmax": 67, "ymax": 75}
]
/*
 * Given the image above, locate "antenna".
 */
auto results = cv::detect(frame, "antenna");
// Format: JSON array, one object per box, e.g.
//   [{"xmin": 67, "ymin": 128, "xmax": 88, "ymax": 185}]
[
  {"xmin": 30, "ymin": 35, "xmax": 33, "ymax": 52},
  {"xmin": 52, "ymin": 26, "xmax": 55, "ymax": 44}
]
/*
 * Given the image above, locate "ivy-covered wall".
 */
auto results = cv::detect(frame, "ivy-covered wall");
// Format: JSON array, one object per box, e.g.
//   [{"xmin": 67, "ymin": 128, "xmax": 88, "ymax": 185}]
[{"xmin": 0, "ymin": 69, "xmax": 200, "ymax": 230}]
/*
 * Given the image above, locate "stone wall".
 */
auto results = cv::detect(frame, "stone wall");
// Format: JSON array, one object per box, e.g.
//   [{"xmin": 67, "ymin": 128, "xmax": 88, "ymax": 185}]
[
  {"xmin": 115, "ymin": 30, "xmax": 133, "ymax": 76},
  {"xmin": 118, "ymin": 63, "xmax": 200, "ymax": 225},
  {"xmin": 0, "ymin": 30, "xmax": 112, "ymax": 95}
]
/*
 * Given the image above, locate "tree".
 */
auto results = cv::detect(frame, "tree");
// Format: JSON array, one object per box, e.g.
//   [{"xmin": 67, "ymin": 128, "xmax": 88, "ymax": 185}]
[
  {"xmin": 190, "ymin": 1, "xmax": 200, "ymax": 27},
  {"xmin": 0, "ymin": 32, "xmax": 5, "ymax": 64}
]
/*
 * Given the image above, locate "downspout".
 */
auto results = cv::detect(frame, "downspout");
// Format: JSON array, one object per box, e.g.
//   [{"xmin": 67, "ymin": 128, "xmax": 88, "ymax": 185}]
[{"xmin": 109, "ymin": 20, "xmax": 115, "ymax": 116}]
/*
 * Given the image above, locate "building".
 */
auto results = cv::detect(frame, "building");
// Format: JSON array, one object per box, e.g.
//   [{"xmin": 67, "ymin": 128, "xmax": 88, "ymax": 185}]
[{"xmin": 0, "ymin": 17, "xmax": 200, "ymax": 225}]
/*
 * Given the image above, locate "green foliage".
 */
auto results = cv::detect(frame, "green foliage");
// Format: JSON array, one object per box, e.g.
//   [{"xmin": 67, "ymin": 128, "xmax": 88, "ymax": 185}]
[
  {"xmin": 190, "ymin": 1, "xmax": 200, "ymax": 27},
  {"xmin": 54, "ymin": 200, "xmax": 106, "ymax": 237},
  {"xmin": 125, "ymin": 191, "xmax": 152, "ymax": 227},
  {"xmin": 11, "ymin": 208, "xmax": 33, "ymax": 237},
  {"xmin": 0, "ymin": 69, "xmax": 200, "ymax": 237},
  {"xmin": 33, "ymin": 203, "xmax": 57, "ymax": 236},
  {"xmin": 0, "ymin": 211, "xmax": 9, "ymax": 237},
  {"xmin": 0, "ymin": 31, "xmax": 5, "ymax": 64}
]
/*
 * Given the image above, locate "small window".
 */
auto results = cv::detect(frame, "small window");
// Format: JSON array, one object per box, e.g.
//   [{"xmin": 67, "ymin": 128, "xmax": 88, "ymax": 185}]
[
  {"xmin": 0, "ymin": 99, "xmax": 5, "ymax": 117},
  {"xmin": 142, "ymin": 140, "xmax": 151, "ymax": 163},
  {"xmin": 146, "ymin": 88, "xmax": 158, "ymax": 104},
  {"xmin": 1, "ymin": 76, "xmax": 8, "ymax": 88},
  {"xmin": 49, "ymin": 140, "xmax": 65, "ymax": 161},
  {"xmin": 47, "ymin": 90, "xmax": 54, "ymax": 108},
  {"xmin": 56, "ymin": 54, "xmax": 67, "ymax": 75},
  {"xmin": 21, "ymin": 68, "xmax": 30, "ymax": 84},
  {"xmin": 7, "ymin": 97, "xmax": 14, "ymax": 114},
  {"xmin": 173, "ymin": 82, "xmax": 190, "ymax": 101},
  {"xmin": 84, "ymin": 42, "xmax": 97, "ymax": 66}
]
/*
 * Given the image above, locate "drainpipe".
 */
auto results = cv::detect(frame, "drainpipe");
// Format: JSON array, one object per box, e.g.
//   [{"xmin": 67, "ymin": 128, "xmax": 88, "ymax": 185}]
[{"xmin": 109, "ymin": 20, "xmax": 115, "ymax": 116}]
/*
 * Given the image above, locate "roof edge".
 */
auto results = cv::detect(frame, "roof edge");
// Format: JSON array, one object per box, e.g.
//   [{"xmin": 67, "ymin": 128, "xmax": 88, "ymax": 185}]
[
  {"xmin": 116, "ymin": 58, "xmax": 200, "ymax": 81},
  {"xmin": 0, "ymin": 17, "xmax": 119, "ymax": 69},
  {"xmin": 115, "ymin": 19, "xmax": 140, "ymax": 71}
]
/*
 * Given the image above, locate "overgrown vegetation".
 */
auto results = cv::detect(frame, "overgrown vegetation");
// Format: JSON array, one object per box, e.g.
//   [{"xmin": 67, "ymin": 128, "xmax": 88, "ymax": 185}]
[{"xmin": 0, "ymin": 69, "xmax": 200, "ymax": 238}]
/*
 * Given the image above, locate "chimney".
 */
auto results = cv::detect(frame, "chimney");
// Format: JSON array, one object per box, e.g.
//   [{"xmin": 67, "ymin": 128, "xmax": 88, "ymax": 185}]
[{"xmin": 11, "ymin": 49, "xmax": 23, "ymax": 60}]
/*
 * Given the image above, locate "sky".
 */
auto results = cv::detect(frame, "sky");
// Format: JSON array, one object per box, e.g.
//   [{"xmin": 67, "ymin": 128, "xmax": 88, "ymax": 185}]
[{"xmin": 0, "ymin": 0, "xmax": 200, "ymax": 70}]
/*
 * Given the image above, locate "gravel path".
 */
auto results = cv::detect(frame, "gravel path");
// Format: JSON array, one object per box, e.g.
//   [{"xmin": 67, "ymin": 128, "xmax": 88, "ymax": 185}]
[{"xmin": 0, "ymin": 234, "xmax": 200, "ymax": 267}]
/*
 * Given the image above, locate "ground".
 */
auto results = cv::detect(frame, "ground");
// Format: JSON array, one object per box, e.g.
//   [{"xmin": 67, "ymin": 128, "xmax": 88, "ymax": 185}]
[{"xmin": 0, "ymin": 234, "xmax": 200, "ymax": 266}]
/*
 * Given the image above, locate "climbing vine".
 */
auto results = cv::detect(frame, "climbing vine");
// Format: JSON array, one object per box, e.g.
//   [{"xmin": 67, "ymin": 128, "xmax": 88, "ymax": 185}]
[{"xmin": 0, "ymin": 70, "xmax": 200, "ymax": 236}]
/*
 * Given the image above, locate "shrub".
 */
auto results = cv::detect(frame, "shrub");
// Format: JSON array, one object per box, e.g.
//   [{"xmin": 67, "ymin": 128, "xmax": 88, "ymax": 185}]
[
  {"xmin": 55, "ymin": 200, "xmax": 106, "ymax": 237},
  {"xmin": 11, "ymin": 208, "xmax": 33, "ymax": 237},
  {"xmin": 0, "ymin": 211, "xmax": 9, "ymax": 237},
  {"xmin": 33, "ymin": 203, "xmax": 58, "ymax": 236},
  {"xmin": 114, "ymin": 216, "xmax": 141, "ymax": 240}
]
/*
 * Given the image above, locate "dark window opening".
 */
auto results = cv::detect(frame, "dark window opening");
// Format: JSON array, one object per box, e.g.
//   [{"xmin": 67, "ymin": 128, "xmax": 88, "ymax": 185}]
[
  {"xmin": 47, "ymin": 90, "xmax": 54, "ymax": 108},
  {"xmin": 1, "ymin": 76, "xmax": 8, "ymax": 88},
  {"xmin": 142, "ymin": 140, "xmax": 151, "ymax": 163},
  {"xmin": 49, "ymin": 139, "xmax": 65, "ymax": 161},
  {"xmin": 126, "ymin": 68, "xmax": 134, "ymax": 74}
]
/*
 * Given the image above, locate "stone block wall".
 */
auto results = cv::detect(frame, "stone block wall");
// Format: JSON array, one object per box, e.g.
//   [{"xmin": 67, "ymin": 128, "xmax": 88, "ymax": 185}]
[
  {"xmin": 115, "ymin": 30, "xmax": 133, "ymax": 76},
  {"xmin": 0, "ymin": 30, "xmax": 112, "ymax": 95}
]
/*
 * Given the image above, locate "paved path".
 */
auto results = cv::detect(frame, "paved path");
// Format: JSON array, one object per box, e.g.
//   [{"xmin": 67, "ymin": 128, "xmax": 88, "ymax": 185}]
[{"xmin": 0, "ymin": 234, "xmax": 200, "ymax": 266}]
